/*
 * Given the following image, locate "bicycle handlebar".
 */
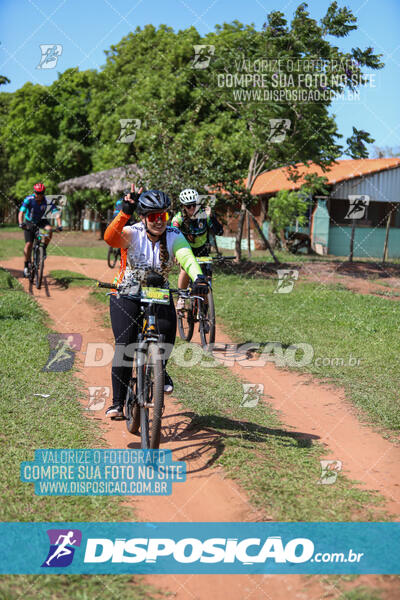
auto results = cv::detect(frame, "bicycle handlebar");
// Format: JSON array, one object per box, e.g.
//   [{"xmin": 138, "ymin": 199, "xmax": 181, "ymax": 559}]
[
  {"xmin": 24, "ymin": 222, "xmax": 62, "ymax": 233},
  {"xmin": 213, "ymin": 254, "xmax": 235, "ymax": 261},
  {"xmin": 96, "ymin": 281, "xmax": 205, "ymax": 301},
  {"xmin": 97, "ymin": 281, "xmax": 117, "ymax": 289}
]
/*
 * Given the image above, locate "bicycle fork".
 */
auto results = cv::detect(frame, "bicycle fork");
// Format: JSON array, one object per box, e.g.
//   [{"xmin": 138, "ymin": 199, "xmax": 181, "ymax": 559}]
[{"xmin": 135, "ymin": 340, "xmax": 154, "ymax": 409}]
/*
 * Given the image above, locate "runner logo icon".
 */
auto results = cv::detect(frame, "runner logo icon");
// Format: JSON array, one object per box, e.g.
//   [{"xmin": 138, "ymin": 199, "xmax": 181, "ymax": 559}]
[
  {"xmin": 37, "ymin": 44, "xmax": 63, "ymax": 69},
  {"xmin": 41, "ymin": 529, "xmax": 82, "ymax": 567},
  {"xmin": 345, "ymin": 195, "xmax": 370, "ymax": 220},
  {"xmin": 191, "ymin": 45, "xmax": 215, "ymax": 69}
]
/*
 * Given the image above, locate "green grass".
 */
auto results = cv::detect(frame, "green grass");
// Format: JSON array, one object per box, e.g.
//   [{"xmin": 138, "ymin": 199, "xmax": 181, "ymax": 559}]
[
  {"xmin": 165, "ymin": 341, "xmax": 386, "ymax": 522},
  {"xmin": 0, "ymin": 575, "xmax": 158, "ymax": 600},
  {"xmin": 48, "ymin": 245, "xmax": 108, "ymax": 260},
  {"xmin": 373, "ymin": 289, "xmax": 400, "ymax": 298},
  {"xmin": 0, "ymin": 267, "xmax": 119, "ymax": 521},
  {"xmin": 246, "ymin": 248, "xmax": 400, "ymax": 266},
  {"xmin": 338, "ymin": 586, "xmax": 383, "ymax": 600},
  {"xmin": 0, "ymin": 225, "xmax": 21, "ymax": 232},
  {"xmin": 0, "ymin": 236, "xmax": 107, "ymax": 260},
  {"xmin": 49, "ymin": 269, "xmax": 97, "ymax": 288},
  {"xmin": 0, "ymin": 267, "xmax": 160, "ymax": 599},
  {"xmin": 85, "ymin": 286, "xmax": 388, "ymax": 523},
  {"xmin": 0, "ymin": 237, "xmax": 24, "ymax": 259},
  {"xmin": 88, "ymin": 288, "xmax": 111, "ymax": 328},
  {"xmin": 247, "ymin": 249, "xmax": 336, "ymax": 263},
  {"xmin": 90, "ymin": 288, "xmax": 111, "ymax": 305},
  {"xmin": 211, "ymin": 272, "xmax": 400, "ymax": 434}
]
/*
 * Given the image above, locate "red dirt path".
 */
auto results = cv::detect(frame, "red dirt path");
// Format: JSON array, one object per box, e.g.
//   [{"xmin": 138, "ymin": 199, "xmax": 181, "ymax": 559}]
[{"xmin": 2, "ymin": 255, "xmax": 399, "ymax": 600}]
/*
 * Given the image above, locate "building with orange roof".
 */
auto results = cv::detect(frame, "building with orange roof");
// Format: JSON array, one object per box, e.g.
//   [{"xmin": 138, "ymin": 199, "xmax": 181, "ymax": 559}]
[{"xmin": 220, "ymin": 158, "xmax": 400, "ymax": 259}]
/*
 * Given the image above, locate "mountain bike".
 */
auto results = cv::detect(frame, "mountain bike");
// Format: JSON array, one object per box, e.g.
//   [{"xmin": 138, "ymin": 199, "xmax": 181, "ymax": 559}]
[
  {"xmin": 107, "ymin": 246, "xmax": 121, "ymax": 268},
  {"xmin": 97, "ymin": 281, "xmax": 191, "ymax": 449},
  {"xmin": 177, "ymin": 254, "xmax": 234, "ymax": 351},
  {"xmin": 27, "ymin": 224, "xmax": 52, "ymax": 289}
]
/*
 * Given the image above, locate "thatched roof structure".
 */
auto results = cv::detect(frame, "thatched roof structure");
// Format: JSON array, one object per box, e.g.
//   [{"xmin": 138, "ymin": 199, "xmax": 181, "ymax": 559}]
[{"xmin": 58, "ymin": 164, "xmax": 145, "ymax": 195}]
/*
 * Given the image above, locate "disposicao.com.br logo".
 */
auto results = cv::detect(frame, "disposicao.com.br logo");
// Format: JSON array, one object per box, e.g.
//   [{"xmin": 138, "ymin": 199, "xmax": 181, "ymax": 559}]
[
  {"xmin": 42, "ymin": 529, "xmax": 82, "ymax": 567},
  {"xmin": 84, "ymin": 536, "xmax": 314, "ymax": 564},
  {"xmin": 0, "ymin": 522, "xmax": 397, "ymax": 575}
]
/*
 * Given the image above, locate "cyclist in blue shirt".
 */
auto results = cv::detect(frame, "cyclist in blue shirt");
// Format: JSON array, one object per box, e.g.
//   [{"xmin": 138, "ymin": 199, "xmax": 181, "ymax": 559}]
[
  {"xmin": 112, "ymin": 191, "xmax": 137, "ymax": 223},
  {"xmin": 113, "ymin": 197, "xmax": 123, "ymax": 219},
  {"xmin": 18, "ymin": 183, "xmax": 62, "ymax": 277}
]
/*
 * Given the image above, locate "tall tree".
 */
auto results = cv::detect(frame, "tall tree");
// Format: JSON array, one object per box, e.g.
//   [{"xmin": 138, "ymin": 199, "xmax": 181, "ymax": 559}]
[
  {"xmin": 2, "ymin": 68, "xmax": 96, "ymax": 211},
  {"xmin": 196, "ymin": 3, "xmax": 383, "ymax": 258}
]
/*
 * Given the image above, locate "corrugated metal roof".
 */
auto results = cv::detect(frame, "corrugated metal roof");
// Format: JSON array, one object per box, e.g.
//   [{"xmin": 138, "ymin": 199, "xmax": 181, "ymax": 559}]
[
  {"xmin": 330, "ymin": 167, "xmax": 400, "ymax": 203},
  {"xmin": 251, "ymin": 158, "xmax": 400, "ymax": 196}
]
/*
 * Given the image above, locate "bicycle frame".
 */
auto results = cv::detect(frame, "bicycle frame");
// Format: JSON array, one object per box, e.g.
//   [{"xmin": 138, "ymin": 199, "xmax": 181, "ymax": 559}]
[
  {"xmin": 27, "ymin": 224, "xmax": 55, "ymax": 288},
  {"xmin": 176, "ymin": 253, "xmax": 234, "ymax": 349},
  {"xmin": 31, "ymin": 225, "xmax": 49, "ymax": 246},
  {"xmin": 135, "ymin": 300, "xmax": 166, "ymax": 409}
]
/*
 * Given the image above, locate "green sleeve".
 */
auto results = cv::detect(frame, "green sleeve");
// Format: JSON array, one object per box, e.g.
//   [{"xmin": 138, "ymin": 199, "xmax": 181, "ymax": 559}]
[
  {"xmin": 172, "ymin": 233, "xmax": 202, "ymax": 281},
  {"xmin": 171, "ymin": 212, "xmax": 183, "ymax": 228}
]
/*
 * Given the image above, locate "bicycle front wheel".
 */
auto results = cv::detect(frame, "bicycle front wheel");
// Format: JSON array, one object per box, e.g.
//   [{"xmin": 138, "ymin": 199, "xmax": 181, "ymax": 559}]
[
  {"xmin": 148, "ymin": 343, "xmax": 164, "ymax": 449},
  {"xmin": 137, "ymin": 343, "xmax": 164, "ymax": 449},
  {"xmin": 125, "ymin": 376, "xmax": 140, "ymax": 434},
  {"xmin": 29, "ymin": 253, "xmax": 35, "ymax": 283},
  {"xmin": 35, "ymin": 246, "xmax": 44, "ymax": 289},
  {"xmin": 177, "ymin": 300, "xmax": 195, "ymax": 342},
  {"xmin": 199, "ymin": 290, "xmax": 216, "ymax": 351}
]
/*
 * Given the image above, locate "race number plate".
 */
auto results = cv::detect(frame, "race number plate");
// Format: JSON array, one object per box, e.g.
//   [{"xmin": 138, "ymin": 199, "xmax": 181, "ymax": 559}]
[
  {"xmin": 141, "ymin": 287, "xmax": 170, "ymax": 304},
  {"xmin": 197, "ymin": 256, "xmax": 212, "ymax": 264}
]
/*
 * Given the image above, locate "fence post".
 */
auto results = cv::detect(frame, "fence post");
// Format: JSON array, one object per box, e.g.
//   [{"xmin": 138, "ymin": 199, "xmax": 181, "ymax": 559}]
[
  {"xmin": 349, "ymin": 219, "xmax": 355, "ymax": 262},
  {"xmin": 246, "ymin": 210, "xmax": 252, "ymax": 257},
  {"xmin": 382, "ymin": 206, "xmax": 392, "ymax": 263}
]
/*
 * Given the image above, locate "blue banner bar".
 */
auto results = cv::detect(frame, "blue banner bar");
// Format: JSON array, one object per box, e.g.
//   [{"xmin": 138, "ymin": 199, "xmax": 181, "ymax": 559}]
[{"xmin": 0, "ymin": 523, "xmax": 398, "ymax": 574}]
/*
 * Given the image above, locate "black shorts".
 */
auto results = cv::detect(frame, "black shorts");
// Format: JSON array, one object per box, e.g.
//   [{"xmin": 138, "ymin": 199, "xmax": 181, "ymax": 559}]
[
  {"xmin": 24, "ymin": 219, "xmax": 50, "ymax": 243},
  {"xmin": 191, "ymin": 244, "xmax": 209, "ymax": 257}
]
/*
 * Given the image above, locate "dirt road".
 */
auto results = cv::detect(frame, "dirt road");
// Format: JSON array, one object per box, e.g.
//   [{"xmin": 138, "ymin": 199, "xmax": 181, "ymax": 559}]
[{"xmin": 2, "ymin": 255, "xmax": 399, "ymax": 600}]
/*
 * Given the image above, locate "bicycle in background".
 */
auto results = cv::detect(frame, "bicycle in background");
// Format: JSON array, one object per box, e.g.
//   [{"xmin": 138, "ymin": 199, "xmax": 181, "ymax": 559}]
[
  {"xmin": 107, "ymin": 246, "xmax": 121, "ymax": 268},
  {"xmin": 177, "ymin": 253, "xmax": 234, "ymax": 351},
  {"xmin": 24, "ymin": 224, "xmax": 60, "ymax": 289}
]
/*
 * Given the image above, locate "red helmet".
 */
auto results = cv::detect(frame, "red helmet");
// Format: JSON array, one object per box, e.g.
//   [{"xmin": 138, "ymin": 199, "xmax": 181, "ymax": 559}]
[{"xmin": 33, "ymin": 183, "xmax": 46, "ymax": 193}]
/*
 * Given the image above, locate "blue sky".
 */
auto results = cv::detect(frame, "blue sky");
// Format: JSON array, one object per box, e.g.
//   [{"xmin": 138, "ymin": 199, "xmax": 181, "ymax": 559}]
[{"xmin": 0, "ymin": 0, "xmax": 399, "ymax": 155}]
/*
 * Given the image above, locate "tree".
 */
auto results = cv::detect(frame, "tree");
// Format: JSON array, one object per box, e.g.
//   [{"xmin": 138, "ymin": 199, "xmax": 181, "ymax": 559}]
[
  {"xmin": 196, "ymin": 3, "xmax": 383, "ymax": 259},
  {"xmin": 0, "ymin": 65, "xmax": 14, "ymax": 221},
  {"xmin": 1, "ymin": 69, "xmax": 97, "ymax": 221},
  {"xmin": 345, "ymin": 127, "xmax": 374, "ymax": 159},
  {"xmin": 371, "ymin": 146, "xmax": 400, "ymax": 159},
  {"xmin": 269, "ymin": 174, "xmax": 328, "ymax": 248},
  {"xmin": 0, "ymin": 8, "xmax": 383, "ymax": 241},
  {"xmin": 269, "ymin": 190, "xmax": 308, "ymax": 248}
]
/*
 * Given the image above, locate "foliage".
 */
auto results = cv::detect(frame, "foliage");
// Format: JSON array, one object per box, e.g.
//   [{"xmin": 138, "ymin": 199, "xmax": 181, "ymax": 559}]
[
  {"xmin": 0, "ymin": 5, "xmax": 384, "ymax": 241},
  {"xmin": 371, "ymin": 145, "xmax": 400, "ymax": 158},
  {"xmin": 268, "ymin": 189, "xmax": 308, "ymax": 233},
  {"xmin": 1, "ymin": 68, "xmax": 96, "ymax": 199},
  {"xmin": 345, "ymin": 127, "xmax": 374, "ymax": 159}
]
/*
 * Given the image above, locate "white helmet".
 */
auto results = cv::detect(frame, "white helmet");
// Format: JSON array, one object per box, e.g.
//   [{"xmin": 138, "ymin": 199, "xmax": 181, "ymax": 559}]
[{"xmin": 179, "ymin": 188, "xmax": 199, "ymax": 205}]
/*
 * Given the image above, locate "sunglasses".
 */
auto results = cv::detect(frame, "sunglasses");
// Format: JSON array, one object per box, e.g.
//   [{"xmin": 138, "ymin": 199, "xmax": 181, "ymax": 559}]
[
  {"xmin": 147, "ymin": 211, "xmax": 169, "ymax": 223},
  {"xmin": 185, "ymin": 203, "xmax": 197, "ymax": 209}
]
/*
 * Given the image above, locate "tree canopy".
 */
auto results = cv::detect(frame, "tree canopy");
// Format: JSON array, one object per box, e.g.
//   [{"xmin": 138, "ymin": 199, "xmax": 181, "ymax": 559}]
[{"xmin": 0, "ymin": 3, "xmax": 384, "ymax": 242}]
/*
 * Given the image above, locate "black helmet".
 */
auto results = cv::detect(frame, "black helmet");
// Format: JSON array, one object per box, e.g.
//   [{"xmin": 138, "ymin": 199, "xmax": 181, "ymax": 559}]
[{"xmin": 137, "ymin": 190, "xmax": 171, "ymax": 215}]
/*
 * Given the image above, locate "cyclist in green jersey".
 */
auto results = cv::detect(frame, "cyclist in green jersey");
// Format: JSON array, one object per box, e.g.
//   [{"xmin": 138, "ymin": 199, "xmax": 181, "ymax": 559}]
[{"xmin": 172, "ymin": 189, "xmax": 223, "ymax": 311}]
